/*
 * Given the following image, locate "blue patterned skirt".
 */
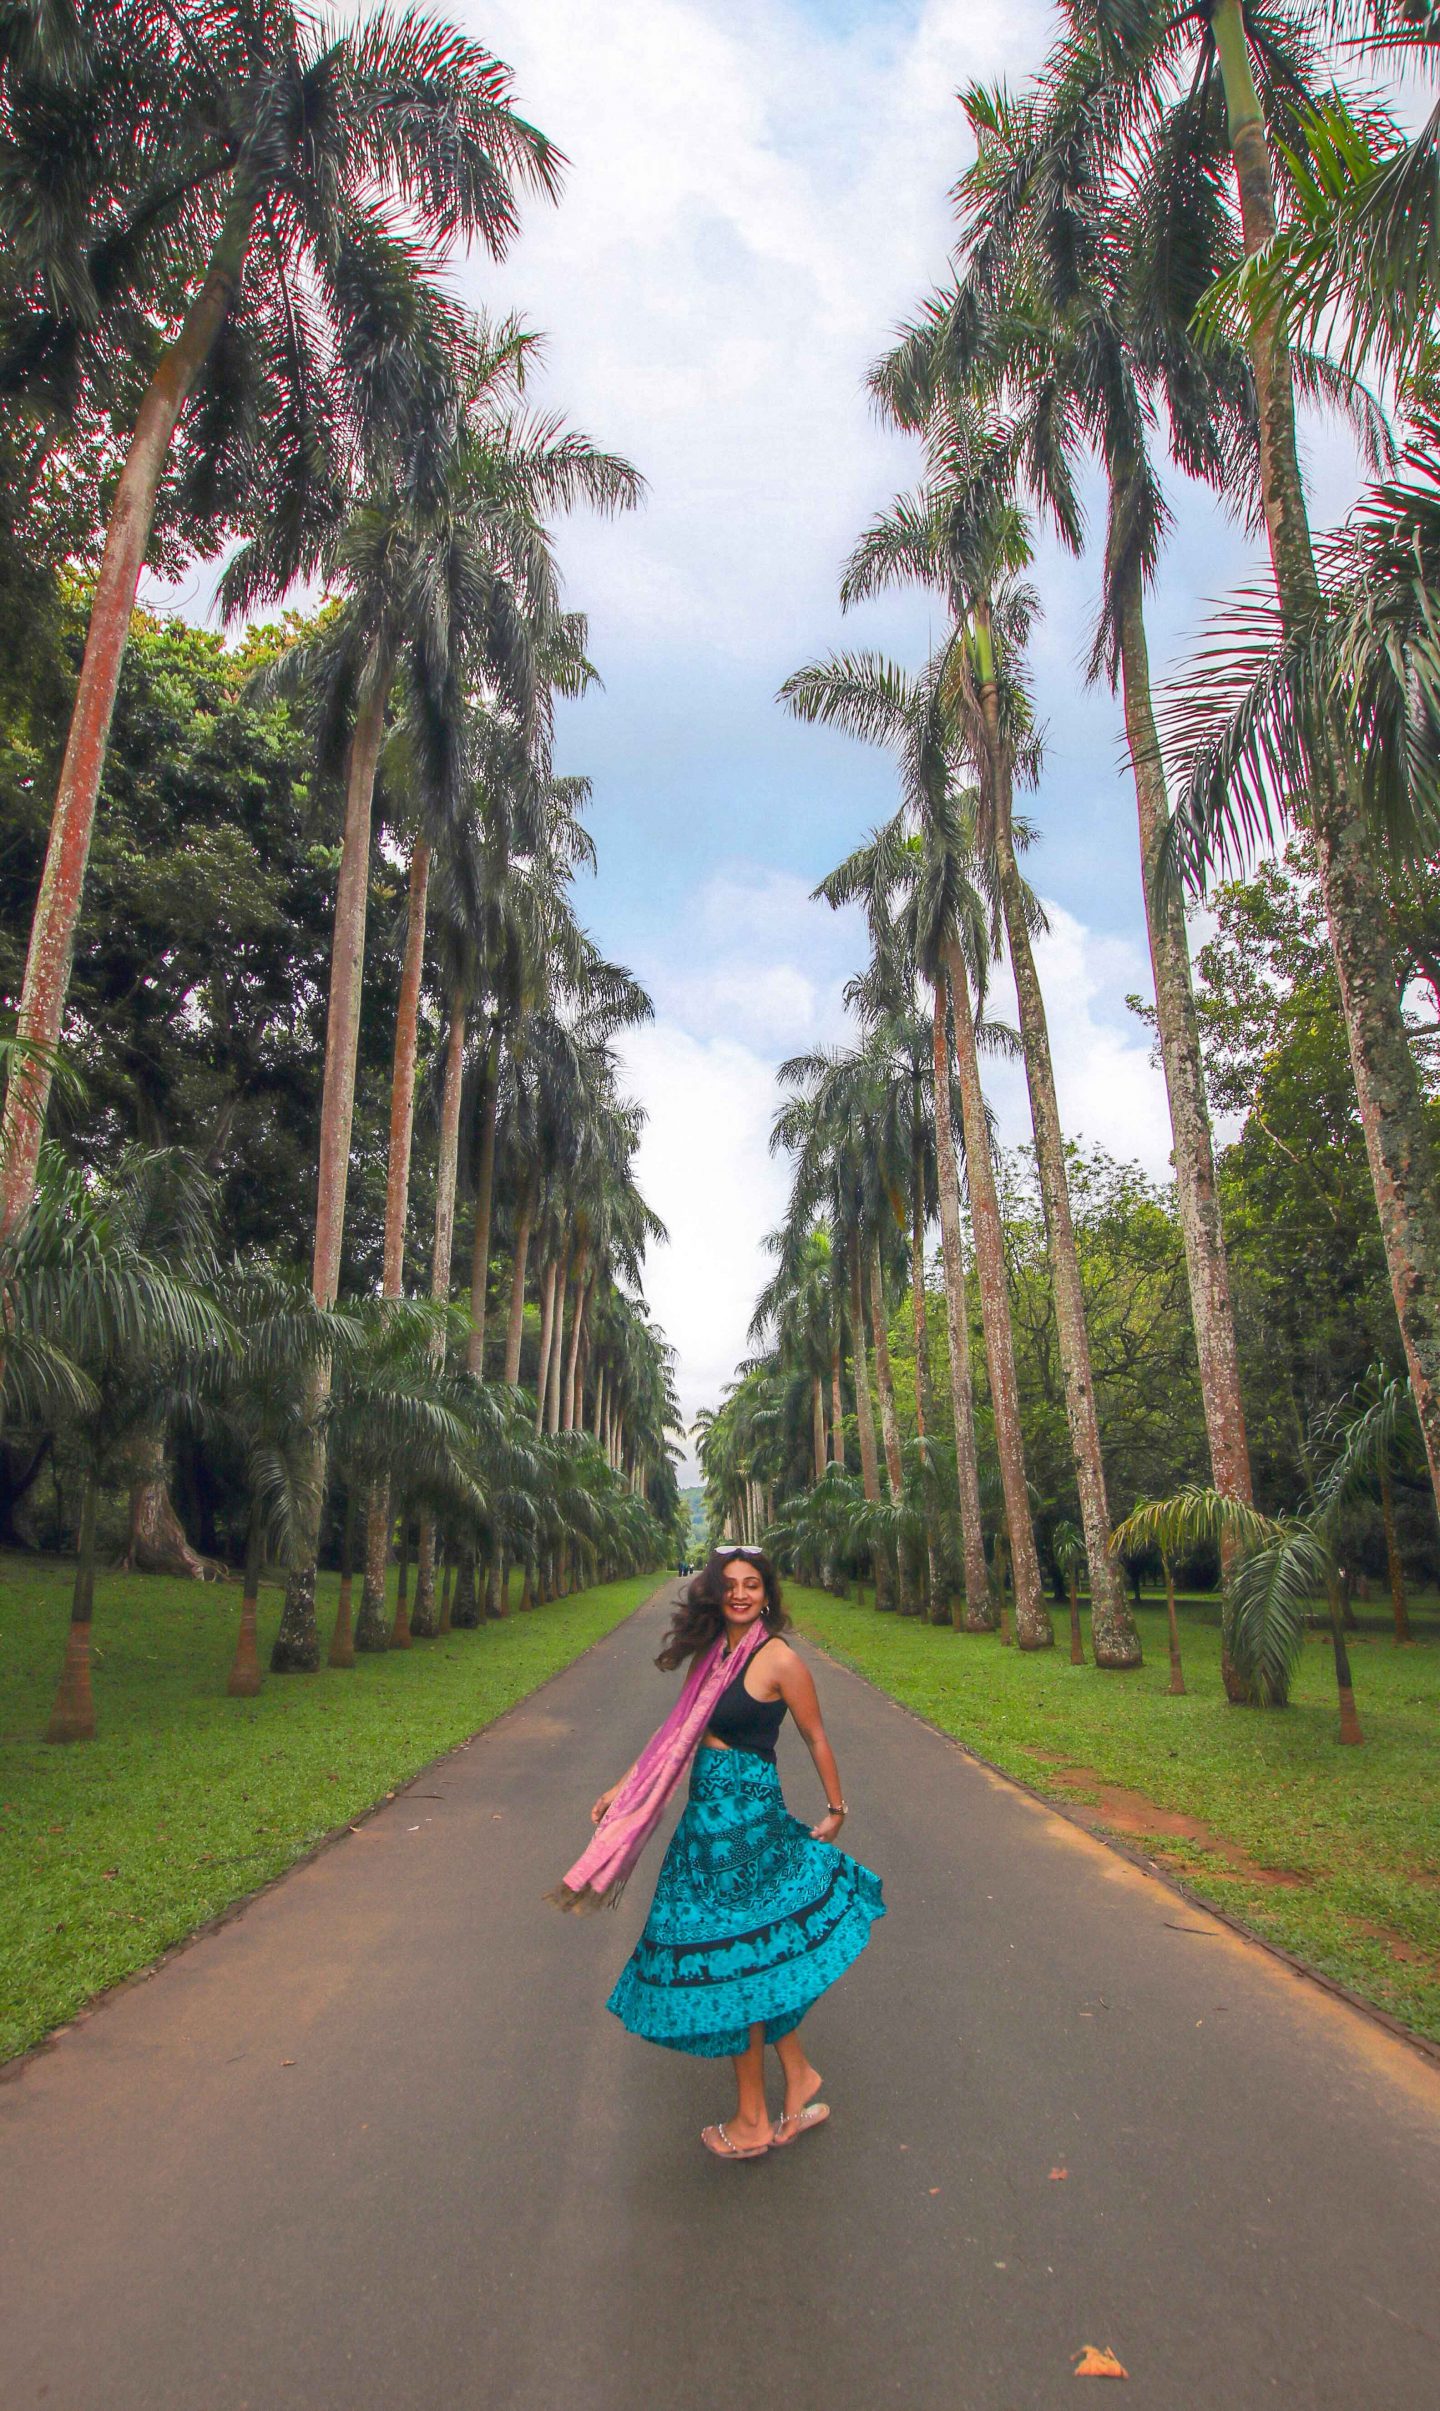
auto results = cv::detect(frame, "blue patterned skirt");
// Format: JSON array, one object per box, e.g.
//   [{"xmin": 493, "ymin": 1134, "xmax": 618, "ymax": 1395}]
[{"xmin": 606, "ymin": 1744, "xmax": 885, "ymax": 2058}]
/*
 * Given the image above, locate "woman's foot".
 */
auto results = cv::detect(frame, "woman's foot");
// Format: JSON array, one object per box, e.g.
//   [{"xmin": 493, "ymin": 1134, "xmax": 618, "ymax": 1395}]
[
  {"xmin": 781, "ymin": 2062, "xmax": 824, "ymax": 2122},
  {"xmin": 701, "ymin": 2119, "xmax": 771, "ymax": 2159},
  {"xmin": 772, "ymin": 2064, "xmax": 827, "ymax": 2147}
]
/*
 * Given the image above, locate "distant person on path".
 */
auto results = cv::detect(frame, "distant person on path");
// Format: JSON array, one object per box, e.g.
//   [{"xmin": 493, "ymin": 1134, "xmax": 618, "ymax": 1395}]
[{"xmin": 548, "ymin": 1545, "xmax": 884, "ymax": 2160}]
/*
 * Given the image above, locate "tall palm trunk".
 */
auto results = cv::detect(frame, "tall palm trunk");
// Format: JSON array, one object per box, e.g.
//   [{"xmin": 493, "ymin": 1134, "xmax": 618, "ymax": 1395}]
[
  {"xmin": 974, "ymin": 620, "xmax": 1123, "ymax": 1662},
  {"xmin": 848, "ymin": 1231, "xmax": 890, "ymax": 1606},
  {"xmin": 533, "ymin": 1255, "xmax": 559, "ymax": 1435},
  {"xmin": 413, "ymin": 983, "xmax": 470, "ymax": 1641},
  {"xmin": 360, "ymin": 980, "xmax": 465, "ymax": 1647},
  {"xmin": 943, "ymin": 939, "xmax": 1040, "ymax": 1636},
  {"xmin": 909, "ymin": 1107, "xmax": 943, "ymax": 1619},
  {"xmin": 382, "ymin": 838, "xmax": 432, "ymax": 1296},
  {"xmin": 930, "ymin": 977, "xmax": 991, "ymax": 1627},
  {"xmin": 812, "ymin": 1375, "xmax": 827, "ymax": 1483},
  {"xmin": 274, "ymin": 670, "xmax": 390, "ymax": 1673},
  {"xmin": 0, "ymin": 193, "xmax": 258, "ymax": 1234},
  {"xmin": 355, "ymin": 837, "xmax": 431, "ymax": 1650},
  {"xmin": 830, "ymin": 1343, "xmax": 846, "ymax": 1468},
  {"xmin": 1118, "ymin": 585, "xmax": 1254, "ymax": 1698},
  {"xmin": 547, "ymin": 1255, "xmax": 570, "ymax": 1435},
  {"xmin": 1117, "ymin": 589, "xmax": 1251, "ymax": 1507},
  {"xmin": 562, "ymin": 1251, "xmax": 591, "ymax": 1430},
  {"xmin": 869, "ymin": 1236, "xmax": 916, "ymax": 1612},
  {"xmin": 504, "ymin": 1173, "xmax": 537, "ymax": 1383},
  {"xmin": 1211, "ymin": 0, "xmax": 1440, "ymax": 1525},
  {"xmin": 466, "ymin": 1032, "xmax": 501, "ymax": 1377}
]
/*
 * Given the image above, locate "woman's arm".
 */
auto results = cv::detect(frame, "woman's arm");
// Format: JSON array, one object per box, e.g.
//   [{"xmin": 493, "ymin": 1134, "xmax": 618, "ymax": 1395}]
[
  {"xmin": 591, "ymin": 1659, "xmax": 696, "ymax": 1821},
  {"xmin": 775, "ymin": 1651, "xmax": 848, "ymax": 1842},
  {"xmin": 591, "ymin": 1767, "xmax": 633, "ymax": 1824}
]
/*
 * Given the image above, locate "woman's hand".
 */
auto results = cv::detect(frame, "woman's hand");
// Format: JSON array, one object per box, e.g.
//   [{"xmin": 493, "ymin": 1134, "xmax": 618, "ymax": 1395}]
[
  {"xmin": 809, "ymin": 1809, "xmax": 846, "ymax": 1845},
  {"xmin": 591, "ymin": 1785, "xmax": 621, "ymax": 1826}
]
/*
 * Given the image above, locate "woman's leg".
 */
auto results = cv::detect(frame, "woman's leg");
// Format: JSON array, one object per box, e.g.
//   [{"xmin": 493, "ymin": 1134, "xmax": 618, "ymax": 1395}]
[
  {"xmin": 773, "ymin": 2026, "xmax": 824, "ymax": 2121},
  {"xmin": 703, "ymin": 2023, "xmax": 772, "ymax": 2152}
]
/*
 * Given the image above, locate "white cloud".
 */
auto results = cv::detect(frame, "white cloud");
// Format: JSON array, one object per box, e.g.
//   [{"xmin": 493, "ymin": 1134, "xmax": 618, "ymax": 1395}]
[
  {"xmin": 459, "ymin": 0, "xmax": 1052, "ymax": 662},
  {"xmin": 642, "ymin": 863, "xmax": 863, "ymax": 1051}
]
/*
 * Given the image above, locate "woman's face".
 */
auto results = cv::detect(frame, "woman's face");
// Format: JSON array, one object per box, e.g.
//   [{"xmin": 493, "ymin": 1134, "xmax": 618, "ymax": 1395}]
[{"xmin": 721, "ymin": 1558, "xmax": 768, "ymax": 1626}]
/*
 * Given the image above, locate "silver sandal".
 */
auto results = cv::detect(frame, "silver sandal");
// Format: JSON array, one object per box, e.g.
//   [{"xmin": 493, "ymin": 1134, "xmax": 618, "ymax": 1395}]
[
  {"xmin": 701, "ymin": 2121, "xmax": 770, "ymax": 2160},
  {"xmin": 772, "ymin": 2102, "xmax": 830, "ymax": 2147}
]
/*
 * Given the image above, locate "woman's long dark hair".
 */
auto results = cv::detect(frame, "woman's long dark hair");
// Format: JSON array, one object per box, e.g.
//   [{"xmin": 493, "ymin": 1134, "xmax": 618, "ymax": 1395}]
[{"xmin": 655, "ymin": 1547, "xmax": 790, "ymax": 1671}]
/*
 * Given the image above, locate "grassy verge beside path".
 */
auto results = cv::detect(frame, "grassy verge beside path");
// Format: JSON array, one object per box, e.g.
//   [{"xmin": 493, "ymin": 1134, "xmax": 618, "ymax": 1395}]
[
  {"xmin": 0, "ymin": 1555, "xmax": 659, "ymax": 2061},
  {"xmin": 787, "ymin": 1585, "xmax": 1440, "ymax": 2045}
]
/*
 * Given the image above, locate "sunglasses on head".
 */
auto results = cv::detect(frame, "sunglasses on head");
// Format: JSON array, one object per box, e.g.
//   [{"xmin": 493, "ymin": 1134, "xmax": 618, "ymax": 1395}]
[{"xmin": 715, "ymin": 1544, "xmax": 764, "ymax": 1558}]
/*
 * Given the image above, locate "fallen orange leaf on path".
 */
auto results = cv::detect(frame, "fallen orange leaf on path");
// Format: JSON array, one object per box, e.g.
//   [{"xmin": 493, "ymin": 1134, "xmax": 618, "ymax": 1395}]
[
  {"xmin": 1074, "ymin": 2346, "xmax": 1127, "ymax": 2378},
  {"xmin": 1049, "ymin": 2167, "xmax": 1068, "ymax": 2180}
]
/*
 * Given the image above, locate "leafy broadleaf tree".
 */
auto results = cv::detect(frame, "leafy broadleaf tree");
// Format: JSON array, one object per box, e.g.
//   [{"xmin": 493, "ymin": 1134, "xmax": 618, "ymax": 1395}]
[{"xmin": 0, "ymin": 0, "xmax": 560, "ymax": 1234}]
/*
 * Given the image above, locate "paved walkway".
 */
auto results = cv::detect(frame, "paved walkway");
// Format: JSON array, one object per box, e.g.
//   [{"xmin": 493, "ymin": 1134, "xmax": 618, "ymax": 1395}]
[{"xmin": 3, "ymin": 1584, "xmax": 1438, "ymax": 2410}]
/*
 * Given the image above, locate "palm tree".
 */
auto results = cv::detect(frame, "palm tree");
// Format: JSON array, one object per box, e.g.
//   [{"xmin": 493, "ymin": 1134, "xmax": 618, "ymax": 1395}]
[
  {"xmin": 784, "ymin": 657, "xmax": 1042, "ymax": 1640},
  {"xmin": 0, "ymin": 0, "xmax": 559, "ymax": 1231},
  {"xmin": 1068, "ymin": 0, "xmax": 1440, "ymax": 1540},
  {"xmin": 839, "ymin": 397, "xmax": 1140, "ymax": 1667},
  {"xmin": 877, "ymin": 83, "xmax": 1261, "ymax": 1550},
  {"xmin": 5, "ymin": 1146, "xmax": 226, "ymax": 1740}
]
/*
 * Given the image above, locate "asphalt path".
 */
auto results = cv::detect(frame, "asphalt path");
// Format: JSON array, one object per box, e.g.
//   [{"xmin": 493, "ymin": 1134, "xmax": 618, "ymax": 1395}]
[{"xmin": 3, "ymin": 1582, "xmax": 1438, "ymax": 2411}]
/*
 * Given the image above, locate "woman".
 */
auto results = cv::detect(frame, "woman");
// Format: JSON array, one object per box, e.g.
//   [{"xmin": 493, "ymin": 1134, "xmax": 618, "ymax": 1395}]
[{"xmin": 549, "ymin": 1545, "xmax": 884, "ymax": 2160}]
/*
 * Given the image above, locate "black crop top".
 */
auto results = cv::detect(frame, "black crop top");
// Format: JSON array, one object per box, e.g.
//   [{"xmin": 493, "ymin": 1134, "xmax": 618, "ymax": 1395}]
[{"xmin": 705, "ymin": 1635, "xmax": 788, "ymax": 1761}]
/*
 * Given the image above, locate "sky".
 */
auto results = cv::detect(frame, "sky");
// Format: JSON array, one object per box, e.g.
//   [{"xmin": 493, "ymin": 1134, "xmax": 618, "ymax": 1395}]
[{"xmin": 433, "ymin": 0, "xmax": 1379, "ymax": 1480}]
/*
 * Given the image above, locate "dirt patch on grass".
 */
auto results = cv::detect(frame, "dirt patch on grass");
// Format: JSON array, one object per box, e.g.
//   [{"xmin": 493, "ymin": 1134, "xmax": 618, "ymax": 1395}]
[
  {"xmin": 1021, "ymin": 1753, "xmax": 1309, "ymax": 1889},
  {"xmin": 1350, "ymin": 1918, "xmax": 1440, "ymax": 1974}
]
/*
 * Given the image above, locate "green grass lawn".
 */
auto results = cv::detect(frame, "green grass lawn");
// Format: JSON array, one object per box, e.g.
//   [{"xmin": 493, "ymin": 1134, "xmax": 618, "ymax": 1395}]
[
  {"xmin": 787, "ymin": 1583, "xmax": 1440, "ymax": 2044},
  {"xmin": 0, "ymin": 1552, "xmax": 658, "ymax": 2061}
]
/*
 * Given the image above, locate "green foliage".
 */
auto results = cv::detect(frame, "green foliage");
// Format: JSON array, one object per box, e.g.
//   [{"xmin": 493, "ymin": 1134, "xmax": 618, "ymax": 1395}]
[{"xmin": 1194, "ymin": 839, "xmax": 1440, "ymax": 1539}]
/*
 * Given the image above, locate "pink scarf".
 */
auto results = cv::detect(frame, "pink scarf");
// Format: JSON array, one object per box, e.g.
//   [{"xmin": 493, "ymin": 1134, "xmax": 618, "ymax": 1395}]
[{"xmin": 546, "ymin": 1620, "xmax": 770, "ymax": 1913}]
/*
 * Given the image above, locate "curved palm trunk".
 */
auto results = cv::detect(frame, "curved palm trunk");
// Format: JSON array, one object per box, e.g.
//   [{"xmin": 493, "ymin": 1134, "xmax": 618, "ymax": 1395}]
[
  {"xmin": 274, "ymin": 673, "xmax": 389, "ymax": 1674},
  {"xmin": 465, "ymin": 1033, "xmax": 501, "ymax": 1377},
  {"xmin": 504, "ymin": 1173, "xmax": 537, "ymax": 1384},
  {"xmin": 931, "ymin": 976, "xmax": 991, "ymax": 1628},
  {"xmin": 1212, "ymin": 0, "xmax": 1440, "ymax": 1527},
  {"xmin": 943, "ymin": 939, "xmax": 1038, "ymax": 1637},
  {"xmin": 0, "ymin": 192, "xmax": 257, "ymax": 1235},
  {"xmin": 975, "ymin": 636, "xmax": 1123, "ymax": 1662}
]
